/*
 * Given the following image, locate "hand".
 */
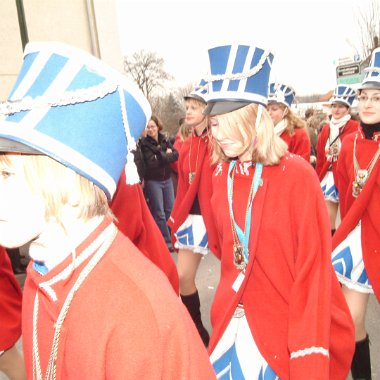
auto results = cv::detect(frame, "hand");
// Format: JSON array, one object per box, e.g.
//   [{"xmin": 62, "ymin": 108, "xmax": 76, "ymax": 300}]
[{"xmin": 166, "ymin": 148, "xmax": 172, "ymax": 154}]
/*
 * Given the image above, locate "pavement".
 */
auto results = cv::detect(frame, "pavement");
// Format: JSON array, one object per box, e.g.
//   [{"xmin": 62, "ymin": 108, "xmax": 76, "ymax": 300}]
[{"xmin": 2, "ymin": 251, "xmax": 378, "ymax": 379}]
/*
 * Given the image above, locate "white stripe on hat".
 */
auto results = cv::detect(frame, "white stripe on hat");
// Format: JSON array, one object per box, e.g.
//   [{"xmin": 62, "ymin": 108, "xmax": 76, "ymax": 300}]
[
  {"xmin": 19, "ymin": 56, "xmax": 84, "ymax": 131},
  {"xmin": 221, "ymin": 45, "xmax": 238, "ymax": 93}
]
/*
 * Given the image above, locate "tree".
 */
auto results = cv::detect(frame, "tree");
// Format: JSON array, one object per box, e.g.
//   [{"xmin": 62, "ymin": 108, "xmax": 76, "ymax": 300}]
[
  {"xmin": 123, "ymin": 50, "xmax": 173, "ymax": 100},
  {"xmin": 355, "ymin": 0, "xmax": 380, "ymax": 62}
]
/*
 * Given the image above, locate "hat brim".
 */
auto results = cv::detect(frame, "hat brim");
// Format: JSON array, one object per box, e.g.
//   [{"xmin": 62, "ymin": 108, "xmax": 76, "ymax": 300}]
[
  {"xmin": 203, "ymin": 101, "xmax": 259, "ymax": 116},
  {"xmin": 183, "ymin": 94, "xmax": 206, "ymax": 103},
  {"xmin": 358, "ymin": 81, "xmax": 380, "ymax": 91},
  {"xmin": 0, "ymin": 137, "xmax": 42, "ymax": 154}
]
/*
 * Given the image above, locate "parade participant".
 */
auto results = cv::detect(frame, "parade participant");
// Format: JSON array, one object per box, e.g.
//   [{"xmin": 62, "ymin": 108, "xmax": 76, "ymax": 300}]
[
  {"xmin": 0, "ymin": 246, "xmax": 26, "ymax": 380},
  {"xmin": 332, "ymin": 47, "xmax": 380, "ymax": 380},
  {"xmin": 111, "ymin": 171, "xmax": 179, "ymax": 293},
  {"xmin": 267, "ymin": 83, "xmax": 311, "ymax": 162},
  {"xmin": 0, "ymin": 42, "xmax": 216, "ymax": 380},
  {"xmin": 316, "ymin": 85, "xmax": 359, "ymax": 235},
  {"xmin": 168, "ymin": 81, "xmax": 219, "ymax": 347},
  {"xmin": 202, "ymin": 43, "xmax": 354, "ymax": 379}
]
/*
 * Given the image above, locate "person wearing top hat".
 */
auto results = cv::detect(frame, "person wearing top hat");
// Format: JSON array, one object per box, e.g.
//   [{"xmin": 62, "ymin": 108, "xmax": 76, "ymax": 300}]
[
  {"xmin": 267, "ymin": 83, "xmax": 311, "ymax": 162},
  {"xmin": 201, "ymin": 43, "xmax": 354, "ymax": 379},
  {"xmin": 0, "ymin": 42, "xmax": 216, "ymax": 379},
  {"xmin": 316, "ymin": 85, "xmax": 359, "ymax": 236},
  {"xmin": 331, "ymin": 47, "xmax": 380, "ymax": 380},
  {"xmin": 0, "ymin": 246, "xmax": 26, "ymax": 380},
  {"xmin": 168, "ymin": 80, "xmax": 219, "ymax": 347}
]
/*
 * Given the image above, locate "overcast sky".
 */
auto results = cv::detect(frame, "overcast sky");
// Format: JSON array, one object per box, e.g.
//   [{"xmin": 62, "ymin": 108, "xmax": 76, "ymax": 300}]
[{"xmin": 117, "ymin": 0, "xmax": 372, "ymax": 95}]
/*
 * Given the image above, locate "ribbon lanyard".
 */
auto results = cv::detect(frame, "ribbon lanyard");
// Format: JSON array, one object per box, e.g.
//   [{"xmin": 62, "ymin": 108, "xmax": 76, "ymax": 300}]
[{"xmin": 227, "ymin": 160, "xmax": 263, "ymax": 263}]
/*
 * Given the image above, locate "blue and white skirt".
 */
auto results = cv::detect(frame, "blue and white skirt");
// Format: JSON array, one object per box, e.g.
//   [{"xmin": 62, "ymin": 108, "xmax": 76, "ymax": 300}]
[
  {"xmin": 331, "ymin": 222, "xmax": 373, "ymax": 294},
  {"xmin": 174, "ymin": 214, "xmax": 209, "ymax": 255},
  {"xmin": 321, "ymin": 171, "xmax": 339, "ymax": 202},
  {"xmin": 210, "ymin": 305, "xmax": 279, "ymax": 380}
]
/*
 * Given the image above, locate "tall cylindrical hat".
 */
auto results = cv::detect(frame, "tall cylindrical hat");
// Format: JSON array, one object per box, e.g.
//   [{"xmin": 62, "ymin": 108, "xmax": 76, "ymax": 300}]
[
  {"xmin": 0, "ymin": 42, "xmax": 151, "ymax": 199},
  {"xmin": 202, "ymin": 44, "xmax": 274, "ymax": 115},
  {"xmin": 268, "ymin": 83, "xmax": 296, "ymax": 108}
]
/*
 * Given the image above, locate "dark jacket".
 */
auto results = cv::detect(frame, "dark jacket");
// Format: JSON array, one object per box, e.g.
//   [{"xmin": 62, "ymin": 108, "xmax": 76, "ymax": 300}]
[{"xmin": 141, "ymin": 133, "xmax": 178, "ymax": 181}]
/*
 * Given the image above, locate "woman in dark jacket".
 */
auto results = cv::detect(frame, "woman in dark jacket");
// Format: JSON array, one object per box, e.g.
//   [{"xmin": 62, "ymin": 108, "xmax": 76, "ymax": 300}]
[{"xmin": 141, "ymin": 116, "xmax": 178, "ymax": 249}]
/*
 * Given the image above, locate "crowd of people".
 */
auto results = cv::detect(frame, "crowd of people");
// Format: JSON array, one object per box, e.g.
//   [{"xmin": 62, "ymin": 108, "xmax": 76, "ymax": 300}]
[{"xmin": 1, "ymin": 41, "xmax": 379, "ymax": 380}]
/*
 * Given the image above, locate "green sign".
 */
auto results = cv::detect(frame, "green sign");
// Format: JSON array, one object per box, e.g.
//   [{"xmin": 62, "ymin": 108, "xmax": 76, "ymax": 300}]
[{"xmin": 336, "ymin": 63, "xmax": 363, "ymax": 85}]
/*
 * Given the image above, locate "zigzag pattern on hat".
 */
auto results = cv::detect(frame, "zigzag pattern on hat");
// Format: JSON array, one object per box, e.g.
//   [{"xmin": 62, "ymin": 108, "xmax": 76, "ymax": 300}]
[{"xmin": 0, "ymin": 42, "xmax": 151, "ymax": 199}]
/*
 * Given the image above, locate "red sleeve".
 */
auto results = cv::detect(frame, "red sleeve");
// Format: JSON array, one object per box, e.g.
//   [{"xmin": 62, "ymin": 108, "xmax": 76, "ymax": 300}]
[
  {"xmin": 111, "ymin": 173, "xmax": 179, "ymax": 294},
  {"xmin": 315, "ymin": 124, "xmax": 329, "ymax": 176},
  {"xmin": 0, "ymin": 246, "xmax": 22, "ymax": 350}
]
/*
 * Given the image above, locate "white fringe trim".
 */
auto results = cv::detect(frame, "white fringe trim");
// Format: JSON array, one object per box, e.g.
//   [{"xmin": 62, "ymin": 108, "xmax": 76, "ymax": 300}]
[{"xmin": 290, "ymin": 346, "xmax": 329, "ymax": 359}]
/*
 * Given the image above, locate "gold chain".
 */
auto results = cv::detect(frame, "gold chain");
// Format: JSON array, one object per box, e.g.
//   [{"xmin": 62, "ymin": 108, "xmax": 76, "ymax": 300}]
[
  {"xmin": 188, "ymin": 133, "xmax": 202, "ymax": 184},
  {"xmin": 228, "ymin": 163, "xmax": 256, "ymax": 270},
  {"xmin": 352, "ymin": 134, "xmax": 380, "ymax": 197}
]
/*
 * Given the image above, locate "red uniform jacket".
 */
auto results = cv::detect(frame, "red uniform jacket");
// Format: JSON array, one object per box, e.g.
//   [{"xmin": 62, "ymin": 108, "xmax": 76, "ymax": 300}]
[
  {"xmin": 316, "ymin": 119, "xmax": 359, "ymax": 182},
  {"xmin": 280, "ymin": 127, "xmax": 311, "ymax": 163},
  {"xmin": 22, "ymin": 219, "xmax": 216, "ymax": 379},
  {"xmin": 0, "ymin": 246, "xmax": 22, "ymax": 350},
  {"xmin": 168, "ymin": 131, "xmax": 219, "ymax": 255},
  {"xmin": 210, "ymin": 154, "xmax": 354, "ymax": 380},
  {"xmin": 333, "ymin": 129, "xmax": 380, "ymax": 301},
  {"xmin": 111, "ymin": 171, "xmax": 179, "ymax": 294}
]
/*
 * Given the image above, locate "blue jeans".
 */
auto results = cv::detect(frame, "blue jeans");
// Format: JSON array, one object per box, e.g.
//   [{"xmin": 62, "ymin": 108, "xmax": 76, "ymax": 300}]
[{"xmin": 144, "ymin": 178, "xmax": 174, "ymax": 247}]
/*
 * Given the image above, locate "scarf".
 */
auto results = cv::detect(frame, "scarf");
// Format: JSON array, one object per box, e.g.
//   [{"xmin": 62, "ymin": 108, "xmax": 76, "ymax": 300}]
[
  {"xmin": 325, "ymin": 114, "xmax": 351, "ymax": 162},
  {"xmin": 274, "ymin": 118, "xmax": 287, "ymax": 136}
]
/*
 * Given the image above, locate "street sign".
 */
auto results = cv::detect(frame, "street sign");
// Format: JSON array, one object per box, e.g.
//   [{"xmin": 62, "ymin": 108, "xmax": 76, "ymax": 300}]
[{"xmin": 336, "ymin": 62, "xmax": 363, "ymax": 85}]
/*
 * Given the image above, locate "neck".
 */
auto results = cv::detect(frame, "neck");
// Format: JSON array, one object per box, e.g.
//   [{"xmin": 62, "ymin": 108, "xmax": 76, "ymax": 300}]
[
  {"xmin": 29, "ymin": 211, "xmax": 104, "ymax": 271},
  {"xmin": 194, "ymin": 119, "xmax": 207, "ymax": 136},
  {"xmin": 361, "ymin": 121, "xmax": 380, "ymax": 140}
]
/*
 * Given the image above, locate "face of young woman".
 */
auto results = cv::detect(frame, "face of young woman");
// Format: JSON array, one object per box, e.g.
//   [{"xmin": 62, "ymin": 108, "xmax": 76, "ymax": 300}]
[
  {"xmin": 185, "ymin": 101, "xmax": 206, "ymax": 127},
  {"xmin": 331, "ymin": 103, "xmax": 349, "ymax": 119},
  {"xmin": 0, "ymin": 154, "xmax": 46, "ymax": 248},
  {"xmin": 210, "ymin": 117, "xmax": 252, "ymax": 161},
  {"xmin": 267, "ymin": 103, "xmax": 287, "ymax": 126},
  {"xmin": 146, "ymin": 120, "xmax": 159, "ymax": 140},
  {"xmin": 358, "ymin": 89, "xmax": 380, "ymax": 125}
]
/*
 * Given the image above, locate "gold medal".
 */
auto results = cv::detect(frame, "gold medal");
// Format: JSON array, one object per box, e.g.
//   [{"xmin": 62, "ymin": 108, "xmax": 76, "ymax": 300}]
[{"xmin": 233, "ymin": 244, "xmax": 246, "ymax": 270}]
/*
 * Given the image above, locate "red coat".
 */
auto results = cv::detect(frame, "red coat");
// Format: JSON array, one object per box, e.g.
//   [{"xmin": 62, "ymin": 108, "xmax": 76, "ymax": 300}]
[
  {"xmin": 111, "ymin": 171, "xmax": 179, "ymax": 294},
  {"xmin": 0, "ymin": 246, "xmax": 22, "ymax": 350},
  {"xmin": 333, "ymin": 129, "xmax": 380, "ymax": 301},
  {"xmin": 316, "ymin": 119, "xmax": 359, "ymax": 182},
  {"xmin": 168, "ymin": 131, "xmax": 219, "ymax": 255},
  {"xmin": 210, "ymin": 154, "xmax": 354, "ymax": 380},
  {"xmin": 280, "ymin": 127, "xmax": 311, "ymax": 162},
  {"xmin": 22, "ymin": 218, "xmax": 216, "ymax": 379}
]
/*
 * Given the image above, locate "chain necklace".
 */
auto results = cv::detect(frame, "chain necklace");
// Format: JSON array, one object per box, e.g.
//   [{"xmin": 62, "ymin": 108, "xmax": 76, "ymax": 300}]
[
  {"xmin": 227, "ymin": 160, "xmax": 263, "ymax": 270},
  {"xmin": 32, "ymin": 223, "xmax": 118, "ymax": 380},
  {"xmin": 188, "ymin": 133, "xmax": 202, "ymax": 184},
  {"xmin": 352, "ymin": 134, "xmax": 380, "ymax": 198}
]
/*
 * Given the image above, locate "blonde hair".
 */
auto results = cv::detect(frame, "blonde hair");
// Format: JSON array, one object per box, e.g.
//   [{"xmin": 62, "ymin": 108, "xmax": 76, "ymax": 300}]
[
  {"xmin": 276, "ymin": 103, "xmax": 306, "ymax": 135},
  {"xmin": 0, "ymin": 154, "xmax": 112, "ymax": 223},
  {"xmin": 211, "ymin": 103, "xmax": 287, "ymax": 166}
]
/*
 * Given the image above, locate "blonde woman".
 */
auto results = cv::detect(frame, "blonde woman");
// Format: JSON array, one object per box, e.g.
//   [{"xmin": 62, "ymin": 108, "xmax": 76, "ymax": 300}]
[
  {"xmin": 168, "ymin": 87, "xmax": 219, "ymax": 347},
  {"xmin": 202, "ymin": 43, "xmax": 354, "ymax": 379},
  {"xmin": 0, "ymin": 42, "xmax": 215, "ymax": 379},
  {"xmin": 267, "ymin": 83, "xmax": 311, "ymax": 162}
]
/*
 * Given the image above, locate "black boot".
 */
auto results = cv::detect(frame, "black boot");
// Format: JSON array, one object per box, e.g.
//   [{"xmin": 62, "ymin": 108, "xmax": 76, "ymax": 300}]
[
  {"xmin": 181, "ymin": 291, "xmax": 210, "ymax": 347},
  {"xmin": 351, "ymin": 334, "xmax": 372, "ymax": 380}
]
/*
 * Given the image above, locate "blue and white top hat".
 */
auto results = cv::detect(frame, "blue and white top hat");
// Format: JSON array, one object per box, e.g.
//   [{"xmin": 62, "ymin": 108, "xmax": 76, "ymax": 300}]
[
  {"xmin": 201, "ymin": 44, "xmax": 274, "ymax": 115},
  {"xmin": 268, "ymin": 83, "xmax": 296, "ymax": 108},
  {"xmin": 359, "ymin": 47, "xmax": 380, "ymax": 90},
  {"xmin": 0, "ymin": 42, "xmax": 151, "ymax": 199},
  {"xmin": 184, "ymin": 79, "xmax": 208, "ymax": 104},
  {"xmin": 329, "ymin": 85, "xmax": 356, "ymax": 107}
]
